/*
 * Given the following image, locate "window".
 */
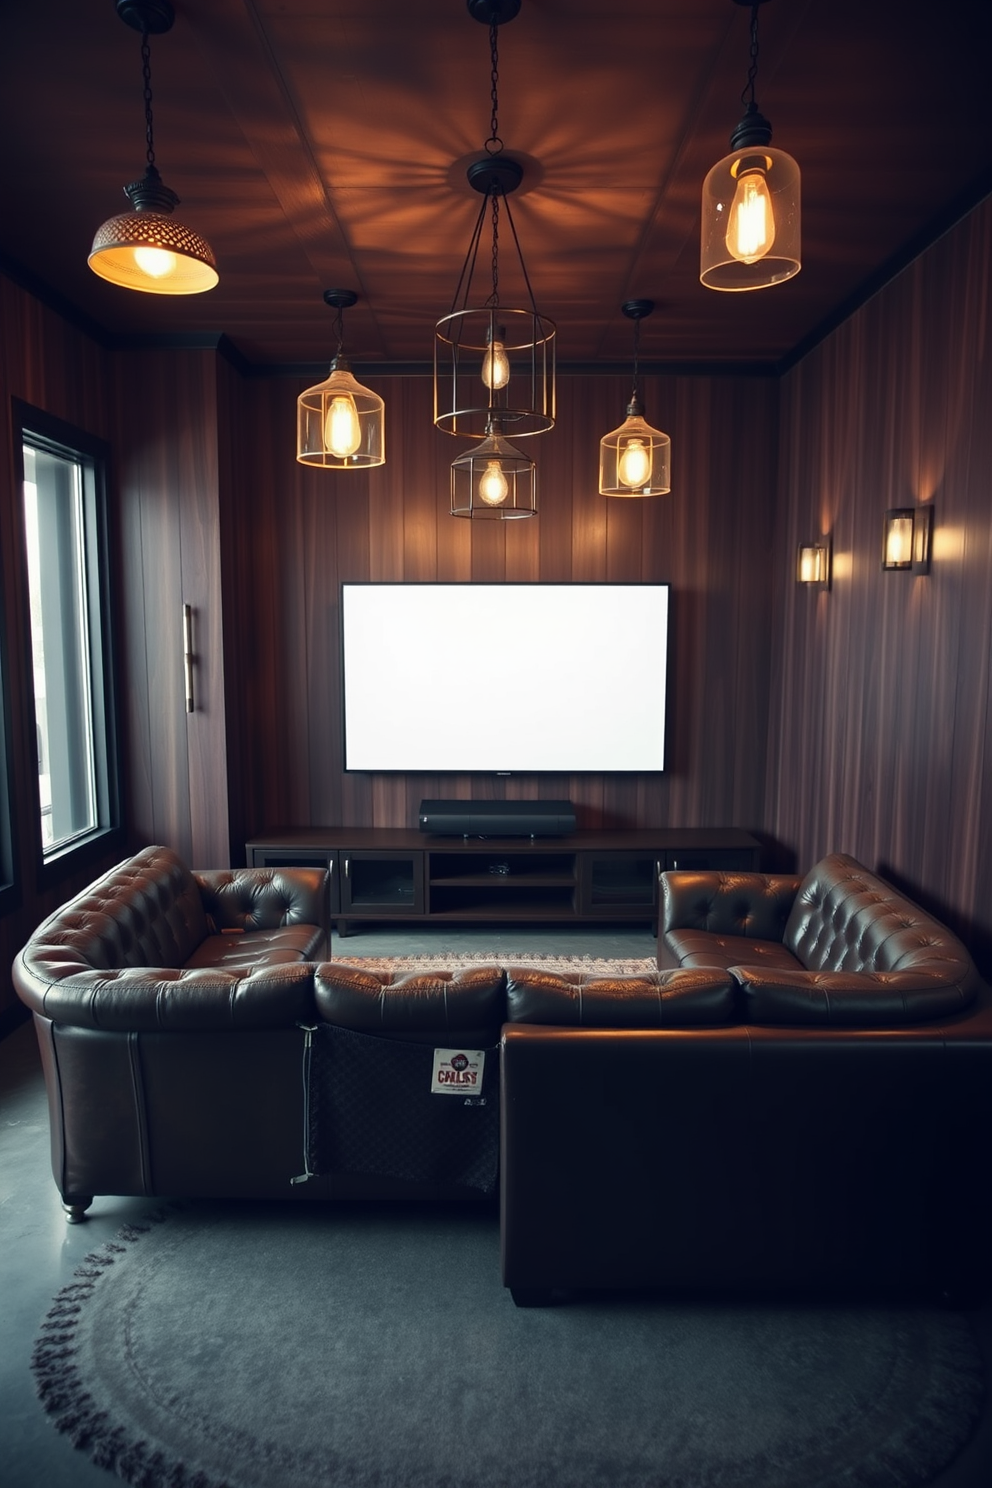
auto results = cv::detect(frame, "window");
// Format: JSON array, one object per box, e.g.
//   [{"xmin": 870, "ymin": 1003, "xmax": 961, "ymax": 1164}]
[{"xmin": 16, "ymin": 406, "xmax": 119, "ymax": 865}]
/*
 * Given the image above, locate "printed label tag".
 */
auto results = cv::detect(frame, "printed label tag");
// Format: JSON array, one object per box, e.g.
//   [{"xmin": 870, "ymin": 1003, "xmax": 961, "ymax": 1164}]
[{"xmin": 431, "ymin": 1048, "xmax": 485, "ymax": 1095}]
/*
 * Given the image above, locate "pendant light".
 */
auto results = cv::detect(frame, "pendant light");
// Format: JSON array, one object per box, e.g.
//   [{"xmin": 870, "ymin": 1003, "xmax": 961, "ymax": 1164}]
[
  {"xmin": 451, "ymin": 418, "xmax": 536, "ymax": 518},
  {"xmin": 297, "ymin": 290, "xmax": 385, "ymax": 469},
  {"xmin": 700, "ymin": 0, "xmax": 800, "ymax": 292},
  {"xmin": 599, "ymin": 302, "xmax": 671, "ymax": 498},
  {"xmin": 435, "ymin": 0, "xmax": 554, "ymax": 523},
  {"xmin": 88, "ymin": 0, "xmax": 218, "ymax": 296}
]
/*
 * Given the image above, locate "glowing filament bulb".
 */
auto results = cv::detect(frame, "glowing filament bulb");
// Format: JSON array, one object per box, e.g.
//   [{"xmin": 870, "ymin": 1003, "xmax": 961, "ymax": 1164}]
[
  {"xmin": 133, "ymin": 245, "xmax": 177, "ymax": 278},
  {"xmin": 481, "ymin": 341, "xmax": 510, "ymax": 390},
  {"xmin": 617, "ymin": 438, "xmax": 651, "ymax": 489},
  {"xmin": 479, "ymin": 460, "xmax": 509, "ymax": 506},
  {"xmin": 324, "ymin": 394, "xmax": 362, "ymax": 458},
  {"xmin": 726, "ymin": 166, "xmax": 775, "ymax": 264}
]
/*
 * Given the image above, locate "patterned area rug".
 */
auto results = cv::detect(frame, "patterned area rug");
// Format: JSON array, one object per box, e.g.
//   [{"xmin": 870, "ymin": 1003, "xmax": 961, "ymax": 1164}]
[
  {"xmin": 32, "ymin": 1202, "xmax": 986, "ymax": 1488},
  {"xmin": 329, "ymin": 953, "xmax": 658, "ymax": 975}
]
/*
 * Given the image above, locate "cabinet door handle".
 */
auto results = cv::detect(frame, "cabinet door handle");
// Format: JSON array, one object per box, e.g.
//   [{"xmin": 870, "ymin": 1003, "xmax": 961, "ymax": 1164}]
[
  {"xmin": 328, "ymin": 858, "xmax": 334, "ymax": 875},
  {"xmin": 344, "ymin": 858, "xmax": 349, "ymax": 877}
]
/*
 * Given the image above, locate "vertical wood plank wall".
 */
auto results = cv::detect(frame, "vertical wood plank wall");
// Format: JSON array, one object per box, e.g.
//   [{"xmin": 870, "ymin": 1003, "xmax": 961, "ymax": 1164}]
[
  {"xmin": 113, "ymin": 349, "xmax": 231, "ymax": 868},
  {"xmin": 768, "ymin": 195, "xmax": 992, "ymax": 964},
  {"xmin": 225, "ymin": 370, "xmax": 779, "ymax": 844}
]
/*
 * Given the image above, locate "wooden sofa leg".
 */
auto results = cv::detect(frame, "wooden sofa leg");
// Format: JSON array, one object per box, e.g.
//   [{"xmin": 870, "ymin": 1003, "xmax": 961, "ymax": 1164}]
[{"xmin": 62, "ymin": 1196, "xmax": 93, "ymax": 1224}]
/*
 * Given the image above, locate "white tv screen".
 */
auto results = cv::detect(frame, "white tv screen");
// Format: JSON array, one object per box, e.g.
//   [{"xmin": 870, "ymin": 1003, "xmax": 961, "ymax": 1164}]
[{"xmin": 341, "ymin": 584, "xmax": 669, "ymax": 774}]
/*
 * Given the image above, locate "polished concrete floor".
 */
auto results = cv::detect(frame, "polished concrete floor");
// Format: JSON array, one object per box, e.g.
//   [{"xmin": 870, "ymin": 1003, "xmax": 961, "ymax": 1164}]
[{"xmin": 2, "ymin": 921, "xmax": 992, "ymax": 1487}]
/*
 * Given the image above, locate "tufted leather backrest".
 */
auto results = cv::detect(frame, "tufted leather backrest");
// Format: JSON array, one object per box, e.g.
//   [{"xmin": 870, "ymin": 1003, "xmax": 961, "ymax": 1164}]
[
  {"xmin": 22, "ymin": 845, "xmax": 209, "ymax": 979},
  {"xmin": 506, "ymin": 966, "xmax": 736, "ymax": 1026},
  {"xmin": 194, "ymin": 866, "xmax": 327, "ymax": 932},
  {"xmin": 661, "ymin": 871, "xmax": 801, "ymax": 942},
  {"xmin": 784, "ymin": 853, "xmax": 974, "ymax": 978}
]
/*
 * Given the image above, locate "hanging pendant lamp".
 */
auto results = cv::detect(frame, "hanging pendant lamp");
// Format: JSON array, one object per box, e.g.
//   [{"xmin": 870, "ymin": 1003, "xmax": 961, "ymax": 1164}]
[
  {"xmin": 700, "ymin": 0, "xmax": 800, "ymax": 292},
  {"xmin": 88, "ymin": 0, "xmax": 218, "ymax": 296},
  {"xmin": 297, "ymin": 290, "xmax": 385, "ymax": 470},
  {"xmin": 435, "ymin": 0, "xmax": 555, "ymax": 506},
  {"xmin": 599, "ymin": 301, "xmax": 671, "ymax": 498},
  {"xmin": 451, "ymin": 418, "xmax": 536, "ymax": 518}
]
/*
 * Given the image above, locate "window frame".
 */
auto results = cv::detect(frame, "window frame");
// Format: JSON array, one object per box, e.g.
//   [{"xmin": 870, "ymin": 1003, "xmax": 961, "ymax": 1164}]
[
  {"xmin": 12, "ymin": 400, "xmax": 122, "ymax": 885},
  {"xmin": 0, "ymin": 600, "xmax": 17, "ymax": 916}
]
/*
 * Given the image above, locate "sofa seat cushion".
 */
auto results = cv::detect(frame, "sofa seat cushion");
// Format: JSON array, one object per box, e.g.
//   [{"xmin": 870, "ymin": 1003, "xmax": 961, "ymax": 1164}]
[
  {"xmin": 661, "ymin": 929, "xmax": 801, "ymax": 974},
  {"xmin": 185, "ymin": 924, "xmax": 324, "ymax": 971},
  {"xmin": 506, "ymin": 966, "xmax": 736, "ymax": 1026},
  {"xmin": 314, "ymin": 964, "xmax": 506, "ymax": 1046},
  {"xmin": 734, "ymin": 966, "xmax": 978, "ymax": 1025}
]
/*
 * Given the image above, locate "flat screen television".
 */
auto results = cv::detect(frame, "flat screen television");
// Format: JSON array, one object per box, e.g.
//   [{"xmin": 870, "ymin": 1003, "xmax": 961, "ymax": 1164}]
[{"xmin": 341, "ymin": 583, "xmax": 669, "ymax": 774}]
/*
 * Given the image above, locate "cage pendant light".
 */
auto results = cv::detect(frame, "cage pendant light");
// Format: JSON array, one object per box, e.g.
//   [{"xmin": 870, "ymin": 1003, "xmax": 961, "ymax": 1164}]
[
  {"xmin": 297, "ymin": 291, "xmax": 385, "ymax": 470},
  {"xmin": 434, "ymin": 0, "xmax": 555, "ymax": 443},
  {"xmin": 88, "ymin": 0, "xmax": 218, "ymax": 296},
  {"xmin": 700, "ymin": 0, "xmax": 800, "ymax": 292},
  {"xmin": 451, "ymin": 418, "xmax": 536, "ymax": 518},
  {"xmin": 599, "ymin": 301, "xmax": 671, "ymax": 498}
]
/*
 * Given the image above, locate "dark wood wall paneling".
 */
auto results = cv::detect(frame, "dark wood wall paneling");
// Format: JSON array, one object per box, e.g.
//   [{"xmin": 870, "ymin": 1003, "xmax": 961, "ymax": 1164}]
[
  {"xmin": 0, "ymin": 279, "xmax": 121, "ymax": 1030},
  {"xmin": 112, "ymin": 349, "xmax": 231, "ymax": 868},
  {"xmin": 225, "ymin": 371, "xmax": 779, "ymax": 845},
  {"xmin": 768, "ymin": 194, "xmax": 992, "ymax": 966}
]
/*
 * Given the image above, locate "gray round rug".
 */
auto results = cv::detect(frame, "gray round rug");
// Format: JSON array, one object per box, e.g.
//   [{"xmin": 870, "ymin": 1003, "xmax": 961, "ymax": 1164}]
[{"xmin": 32, "ymin": 1201, "xmax": 984, "ymax": 1488}]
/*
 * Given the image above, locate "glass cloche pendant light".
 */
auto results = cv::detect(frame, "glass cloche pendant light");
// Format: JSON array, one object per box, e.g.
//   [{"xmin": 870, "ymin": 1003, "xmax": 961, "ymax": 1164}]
[
  {"xmin": 700, "ymin": 0, "xmax": 800, "ymax": 292},
  {"xmin": 297, "ymin": 291, "xmax": 385, "ymax": 469},
  {"xmin": 451, "ymin": 416, "xmax": 536, "ymax": 518},
  {"xmin": 88, "ymin": 0, "xmax": 218, "ymax": 296},
  {"xmin": 599, "ymin": 301, "xmax": 671, "ymax": 498}
]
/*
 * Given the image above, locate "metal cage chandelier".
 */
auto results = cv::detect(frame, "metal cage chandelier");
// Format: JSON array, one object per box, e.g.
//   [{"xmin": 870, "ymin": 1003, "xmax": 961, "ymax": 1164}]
[
  {"xmin": 599, "ymin": 301, "xmax": 671, "ymax": 497},
  {"xmin": 297, "ymin": 290, "xmax": 385, "ymax": 470},
  {"xmin": 700, "ymin": 0, "xmax": 800, "ymax": 292},
  {"xmin": 434, "ymin": 0, "xmax": 555, "ymax": 453},
  {"xmin": 88, "ymin": 0, "xmax": 218, "ymax": 296}
]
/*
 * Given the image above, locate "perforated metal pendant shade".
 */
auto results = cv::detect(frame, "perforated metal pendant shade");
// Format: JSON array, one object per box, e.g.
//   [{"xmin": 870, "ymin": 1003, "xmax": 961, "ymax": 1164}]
[{"xmin": 89, "ymin": 169, "xmax": 218, "ymax": 294}]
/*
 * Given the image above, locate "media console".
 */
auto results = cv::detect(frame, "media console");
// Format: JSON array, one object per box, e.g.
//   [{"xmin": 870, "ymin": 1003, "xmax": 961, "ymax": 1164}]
[{"xmin": 246, "ymin": 827, "xmax": 762, "ymax": 937}]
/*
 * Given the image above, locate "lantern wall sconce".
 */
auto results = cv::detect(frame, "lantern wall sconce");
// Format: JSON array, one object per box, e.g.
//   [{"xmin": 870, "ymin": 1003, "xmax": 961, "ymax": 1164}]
[
  {"xmin": 796, "ymin": 540, "xmax": 830, "ymax": 587},
  {"xmin": 297, "ymin": 290, "xmax": 385, "ymax": 470},
  {"xmin": 882, "ymin": 506, "xmax": 933, "ymax": 573},
  {"xmin": 700, "ymin": 0, "xmax": 800, "ymax": 292}
]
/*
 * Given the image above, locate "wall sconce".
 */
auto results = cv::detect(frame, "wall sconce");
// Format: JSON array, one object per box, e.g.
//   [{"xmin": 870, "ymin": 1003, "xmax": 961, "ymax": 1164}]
[
  {"xmin": 882, "ymin": 506, "xmax": 933, "ymax": 573},
  {"xmin": 796, "ymin": 541, "xmax": 830, "ymax": 587}
]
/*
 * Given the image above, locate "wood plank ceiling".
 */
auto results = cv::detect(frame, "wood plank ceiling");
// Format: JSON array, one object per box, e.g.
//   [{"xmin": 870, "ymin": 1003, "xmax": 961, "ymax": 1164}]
[{"xmin": 1, "ymin": 0, "xmax": 989, "ymax": 371}]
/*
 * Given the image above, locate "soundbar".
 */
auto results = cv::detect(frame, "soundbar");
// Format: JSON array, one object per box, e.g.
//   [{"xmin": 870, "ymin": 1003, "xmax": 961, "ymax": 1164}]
[{"xmin": 418, "ymin": 799, "xmax": 576, "ymax": 837}]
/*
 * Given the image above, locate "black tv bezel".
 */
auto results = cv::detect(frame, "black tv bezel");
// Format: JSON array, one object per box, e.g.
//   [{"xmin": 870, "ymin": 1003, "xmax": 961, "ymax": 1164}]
[{"xmin": 339, "ymin": 580, "xmax": 672, "ymax": 776}]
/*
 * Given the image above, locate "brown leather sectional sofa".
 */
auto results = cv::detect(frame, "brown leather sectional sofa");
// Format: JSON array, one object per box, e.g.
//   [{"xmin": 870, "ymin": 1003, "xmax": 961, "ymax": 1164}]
[
  {"xmin": 12, "ymin": 846, "xmax": 992, "ymax": 1308},
  {"xmin": 500, "ymin": 854, "xmax": 992, "ymax": 1303}
]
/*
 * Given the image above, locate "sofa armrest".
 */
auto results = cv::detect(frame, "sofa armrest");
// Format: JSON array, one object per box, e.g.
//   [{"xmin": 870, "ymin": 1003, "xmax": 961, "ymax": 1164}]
[
  {"xmin": 733, "ymin": 964, "xmax": 977, "ymax": 1025},
  {"xmin": 194, "ymin": 867, "xmax": 329, "ymax": 938},
  {"xmin": 661, "ymin": 871, "xmax": 802, "ymax": 941},
  {"xmin": 12, "ymin": 961, "xmax": 317, "ymax": 1031}
]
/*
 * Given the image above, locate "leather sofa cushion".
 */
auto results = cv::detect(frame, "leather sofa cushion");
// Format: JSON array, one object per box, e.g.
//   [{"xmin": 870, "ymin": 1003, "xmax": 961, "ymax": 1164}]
[
  {"xmin": 194, "ymin": 867, "xmax": 328, "ymax": 937},
  {"xmin": 735, "ymin": 966, "xmax": 979, "ymax": 1025},
  {"xmin": 661, "ymin": 871, "xmax": 802, "ymax": 943},
  {"xmin": 662, "ymin": 930, "xmax": 801, "ymax": 973},
  {"xmin": 506, "ymin": 967, "xmax": 736, "ymax": 1026},
  {"xmin": 19, "ymin": 962, "xmax": 317, "ymax": 1031},
  {"xmin": 784, "ymin": 853, "xmax": 975, "ymax": 980},
  {"xmin": 315, "ymin": 964, "xmax": 506, "ymax": 1046},
  {"xmin": 185, "ymin": 925, "xmax": 325, "ymax": 970}
]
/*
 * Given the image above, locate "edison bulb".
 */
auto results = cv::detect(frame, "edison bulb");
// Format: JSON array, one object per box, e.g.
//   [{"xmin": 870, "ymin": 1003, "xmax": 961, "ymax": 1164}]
[
  {"xmin": 726, "ymin": 167, "xmax": 775, "ymax": 265},
  {"xmin": 133, "ymin": 245, "xmax": 178, "ymax": 279},
  {"xmin": 478, "ymin": 460, "xmax": 509, "ymax": 507},
  {"xmin": 324, "ymin": 394, "xmax": 362, "ymax": 458},
  {"xmin": 481, "ymin": 340, "xmax": 510, "ymax": 390},
  {"xmin": 617, "ymin": 438, "xmax": 651, "ymax": 489}
]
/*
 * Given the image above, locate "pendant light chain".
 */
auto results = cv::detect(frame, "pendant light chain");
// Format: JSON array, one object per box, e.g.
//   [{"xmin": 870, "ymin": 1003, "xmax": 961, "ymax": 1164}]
[
  {"xmin": 741, "ymin": 3, "xmax": 761, "ymax": 111},
  {"xmin": 140, "ymin": 29, "xmax": 157, "ymax": 170},
  {"xmin": 631, "ymin": 314, "xmax": 642, "ymax": 404},
  {"xmin": 486, "ymin": 17, "xmax": 503, "ymax": 154}
]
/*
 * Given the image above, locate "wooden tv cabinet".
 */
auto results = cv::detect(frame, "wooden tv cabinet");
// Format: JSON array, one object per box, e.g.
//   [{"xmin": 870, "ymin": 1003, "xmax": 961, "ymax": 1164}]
[{"xmin": 246, "ymin": 827, "xmax": 761, "ymax": 936}]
